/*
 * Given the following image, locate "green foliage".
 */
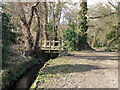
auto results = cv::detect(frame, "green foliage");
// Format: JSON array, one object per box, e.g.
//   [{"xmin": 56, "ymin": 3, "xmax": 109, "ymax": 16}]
[
  {"xmin": 40, "ymin": 71, "xmax": 46, "ymax": 75},
  {"xmin": 77, "ymin": 2, "xmax": 88, "ymax": 35},
  {"xmin": 104, "ymin": 48, "xmax": 112, "ymax": 52},
  {"xmin": 106, "ymin": 30, "xmax": 115, "ymax": 41},
  {"xmin": 63, "ymin": 23, "xmax": 78, "ymax": 51},
  {"xmin": 1, "ymin": 12, "xmax": 15, "ymax": 63},
  {"xmin": 105, "ymin": 25, "xmax": 119, "ymax": 49},
  {"xmin": 94, "ymin": 43, "xmax": 102, "ymax": 48},
  {"xmin": 47, "ymin": 20, "xmax": 58, "ymax": 39},
  {"xmin": 77, "ymin": 2, "xmax": 89, "ymax": 50},
  {"xmin": 63, "ymin": 3, "xmax": 90, "ymax": 51},
  {"xmin": 77, "ymin": 17, "xmax": 88, "ymax": 35},
  {"xmin": 39, "ymin": 79, "xmax": 45, "ymax": 83},
  {"xmin": 2, "ymin": 13, "xmax": 15, "ymax": 46},
  {"xmin": 55, "ymin": 0, "xmax": 61, "ymax": 18}
]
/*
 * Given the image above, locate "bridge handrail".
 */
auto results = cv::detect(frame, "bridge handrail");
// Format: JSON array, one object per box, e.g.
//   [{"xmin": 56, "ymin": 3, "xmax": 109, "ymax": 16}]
[{"xmin": 39, "ymin": 40, "xmax": 67, "ymax": 51}]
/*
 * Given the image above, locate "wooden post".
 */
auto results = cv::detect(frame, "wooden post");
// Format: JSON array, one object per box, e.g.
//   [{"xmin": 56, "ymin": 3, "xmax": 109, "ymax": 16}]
[
  {"xmin": 44, "ymin": 40, "xmax": 47, "ymax": 49},
  {"xmin": 49, "ymin": 40, "xmax": 51, "ymax": 52},
  {"xmin": 62, "ymin": 40, "xmax": 64, "ymax": 50},
  {"xmin": 39, "ymin": 39, "xmax": 42, "ymax": 48},
  {"xmin": 53, "ymin": 40, "xmax": 55, "ymax": 49},
  {"xmin": 58, "ymin": 40, "xmax": 61, "ymax": 50}
]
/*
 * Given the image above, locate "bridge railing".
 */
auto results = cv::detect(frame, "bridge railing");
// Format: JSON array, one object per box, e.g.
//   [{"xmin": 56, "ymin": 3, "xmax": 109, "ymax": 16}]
[{"xmin": 39, "ymin": 40, "xmax": 67, "ymax": 51}]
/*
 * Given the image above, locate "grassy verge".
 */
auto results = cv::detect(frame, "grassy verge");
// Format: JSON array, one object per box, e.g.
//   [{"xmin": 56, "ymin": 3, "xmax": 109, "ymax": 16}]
[{"xmin": 30, "ymin": 57, "xmax": 72, "ymax": 89}]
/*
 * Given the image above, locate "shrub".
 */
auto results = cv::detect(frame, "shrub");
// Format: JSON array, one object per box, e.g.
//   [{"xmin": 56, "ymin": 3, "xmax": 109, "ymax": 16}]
[
  {"xmin": 1, "ymin": 12, "xmax": 15, "ymax": 64},
  {"xmin": 63, "ymin": 23, "xmax": 78, "ymax": 51}
]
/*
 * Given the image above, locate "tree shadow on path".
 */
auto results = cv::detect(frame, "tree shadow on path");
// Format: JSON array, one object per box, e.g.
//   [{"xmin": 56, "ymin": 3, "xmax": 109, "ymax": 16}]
[
  {"xmin": 44, "ymin": 64, "xmax": 105, "ymax": 74},
  {"xmin": 68, "ymin": 55, "xmax": 119, "ymax": 61}
]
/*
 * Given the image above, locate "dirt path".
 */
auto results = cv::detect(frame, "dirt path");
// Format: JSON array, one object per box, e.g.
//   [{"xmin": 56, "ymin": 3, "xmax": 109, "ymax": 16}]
[{"xmin": 32, "ymin": 51, "xmax": 118, "ymax": 88}]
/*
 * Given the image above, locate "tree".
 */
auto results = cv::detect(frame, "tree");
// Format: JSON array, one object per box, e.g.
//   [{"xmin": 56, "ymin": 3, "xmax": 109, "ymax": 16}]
[
  {"xmin": 87, "ymin": 3, "xmax": 117, "ymax": 47},
  {"xmin": 118, "ymin": 2, "xmax": 120, "ymax": 51},
  {"xmin": 4, "ymin": 2, "xmax": 39, "ymax": 50},
  {"xmin": 43, "ymin": 1, "xmax": 48, "ymax": 40},
  {"xmin": 34, "ymin": 7, "xmax": 41, "ymax": 50},
  {"xmin": 105, "ymin": 1, "xmax": 120, "ymax": 50},
  {"xmin": 63, "ymin": 23, "xmax": 78, "ymax": 51},
  {"xmin": 48, "ymin": 1, "xmax": 63, "ymax": 40},
  {"xmin": 1, "ymin": 12, "xmax": 15, "ymax": 63},
  {"xmin": 77, "ymin": 0, "xmax": 92, "ymax": 50}
]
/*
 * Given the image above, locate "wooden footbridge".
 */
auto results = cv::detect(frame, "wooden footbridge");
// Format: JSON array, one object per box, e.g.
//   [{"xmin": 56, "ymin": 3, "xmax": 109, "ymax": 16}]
[{"xmin": 39, "ymin": 40, "xmax": 67, "ymax": 53}]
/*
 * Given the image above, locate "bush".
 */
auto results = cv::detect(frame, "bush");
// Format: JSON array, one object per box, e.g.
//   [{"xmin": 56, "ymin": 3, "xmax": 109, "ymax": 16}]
[
  {"xmin": 63, "ymin": 23, "xmax": 78, "ymax": 51},
  {"xmin": 105, "ymin": 26, "xmax": 119, "ymax": 50},
  {"xmin": 1, "ymin": 12, "xmax": 15, "ymax": 63}
]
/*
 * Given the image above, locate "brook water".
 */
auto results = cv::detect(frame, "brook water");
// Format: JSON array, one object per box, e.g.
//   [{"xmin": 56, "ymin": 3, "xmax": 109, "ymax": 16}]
[{"xmin": 10, "ymin": 53, "xmax": 59, "ymax": 89}]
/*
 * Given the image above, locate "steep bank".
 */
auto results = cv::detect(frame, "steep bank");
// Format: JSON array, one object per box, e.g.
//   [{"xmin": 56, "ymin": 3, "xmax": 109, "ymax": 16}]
[{"xmin": 2, "ymin": 45, "xmax": 51, "ymax": 90}]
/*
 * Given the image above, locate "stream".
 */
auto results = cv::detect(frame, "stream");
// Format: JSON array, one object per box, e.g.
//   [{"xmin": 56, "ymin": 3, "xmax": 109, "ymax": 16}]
[
  {"xmin": 10, "ymin": 53, "xmax": 59, "ymax": 90},
  {"xmin": 13, "ymin": 64, "xmax": 44, "ymax": 89}
]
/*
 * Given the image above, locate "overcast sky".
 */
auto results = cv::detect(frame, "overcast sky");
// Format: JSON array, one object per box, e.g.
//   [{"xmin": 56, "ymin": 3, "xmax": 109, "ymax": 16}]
[
  {"xmin": 1, "ymin": 0, "xmax": 120, "ymax": 6},
  {"xmin": 70, "ymin": 0, "xmax": 120, "ymax": 6}
]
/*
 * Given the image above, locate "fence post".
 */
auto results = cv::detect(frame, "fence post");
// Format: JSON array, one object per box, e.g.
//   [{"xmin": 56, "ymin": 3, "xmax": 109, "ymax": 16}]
[
  {"xmin": 62, "ymin": 40, "xmax": 64, "ymax": 50},
  {"xmin": 49, "ymin": 40, "xmax": 51, "ymax": 52},
  {"xmin": 39, "ymin": 39, "xmax": 42, "ymax": 48},
  {"xmin": 44, "ymin": 40, "xmax": 46, "ymax": 49},
  {"xmin": 58, "ymin": 40, "xmax": 61, "ymax": 50},
  {"xmin": 53, "ymin": 40, "xmax": 55, "ymax": 49}
]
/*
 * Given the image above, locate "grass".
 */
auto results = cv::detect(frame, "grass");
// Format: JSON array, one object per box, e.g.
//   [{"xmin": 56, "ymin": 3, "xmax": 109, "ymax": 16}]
[
  {"xmin": 40, "ymin": 71, "xmax": 46, "ymax": 75},
  {"xmin": 30, "ymin": 57, "xmax": 69, "ymax": 88},
  {"xmin": 104, "ymin": 48, "xmax": 112, "ymax": 52},
  {"xmin": 11, "ymin": 59, "xmax": 17, "ymax": 62},
  {"xmin": 61, "ymin": 74, "xmax": 66, "ymax": 77},
  {"xmin": 30, "ymin": 84, "xmax": 34, "ymax": 88}
]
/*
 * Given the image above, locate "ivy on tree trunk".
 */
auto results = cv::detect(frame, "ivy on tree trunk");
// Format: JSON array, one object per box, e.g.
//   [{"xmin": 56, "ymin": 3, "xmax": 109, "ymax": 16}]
[{"xmin": 77, "ymin": 0, "xmax": 92, "ymax": 50}]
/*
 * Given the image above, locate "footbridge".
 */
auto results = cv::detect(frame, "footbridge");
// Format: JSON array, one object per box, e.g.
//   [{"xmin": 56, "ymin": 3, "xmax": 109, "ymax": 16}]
[{"xmin": 39, "ymin": 40, "xmax": 67, "ymax": 54}]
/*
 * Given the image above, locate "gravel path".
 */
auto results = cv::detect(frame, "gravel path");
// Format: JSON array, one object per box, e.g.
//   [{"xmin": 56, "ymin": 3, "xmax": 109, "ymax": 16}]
[{"xmin": 34, "ymin": 51, "xmax": 118, "ymax": 88}]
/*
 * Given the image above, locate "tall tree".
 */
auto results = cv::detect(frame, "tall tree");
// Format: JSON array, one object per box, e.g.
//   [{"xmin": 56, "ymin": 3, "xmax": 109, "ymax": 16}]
[
  {"xmin": 77, "ymin": 0, "xmax": 92, "ymax": 50},
  {"xmin": 18, "ymin": 3, "xmax": 39, "ymax": 50},
  {"xmin": 52, "ymin": 1, "xmax": 63, "ymax": 40},
  {"xmin": 34, "ymin": 7, "xmax": 41, "ymax": 50},
  {"xmin": 43, "ymin": 1, "xmax": 48, "ymax": 40},
  {"xmin": 117, "ymin": 2, "xmax": 120, "ymax": 51},
  {"xmin": 4, "ymin": 2, "xmax": 39, "ymax": 50}
]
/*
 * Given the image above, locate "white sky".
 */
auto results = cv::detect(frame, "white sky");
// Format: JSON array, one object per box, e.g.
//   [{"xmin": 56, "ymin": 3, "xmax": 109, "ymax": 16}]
[
  {"xmin": 1, "ymin": 0, "xmax": 120, "ymax": 3},
  {"xmin": 70, "ymin": 0, "xmax": 120, "ymax": 6},
  {"xmin": 1, "ymin": 0, "xmax": 120, "ymax": 8},
  {"xmin": 88, "ymin": 0, "xmax": 107, "ymax": 5}
]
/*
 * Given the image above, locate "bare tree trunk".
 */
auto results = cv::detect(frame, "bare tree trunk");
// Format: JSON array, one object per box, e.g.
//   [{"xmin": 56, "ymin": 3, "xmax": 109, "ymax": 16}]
[
  {"xmin": 34, "ymin": 8, "xmax": 41, "ymax": 50},
  {"xmin": 43, "ymin": 1, "xmax": 48, "ymax": 40},
  {"xmin": 20, "ymin": 2, "xmax": 39, "ymax": 50},
  {"xmin": 20, "ymin": 20, "xmax": 34, "ymax": 50},
  {"xmin": 92, "ymin": 29, "xmax": 99, "ymax": 47},
  {"xmin": 56, "ymin": 6, "xmax": 62, "ymax": 40},
  {"xmin": 118, "ymin": 2, "xmax": 120, "ymax": 51},
  {"xmin": 53, "ymin": 9, "xmax": 56, "ymax": 40}
]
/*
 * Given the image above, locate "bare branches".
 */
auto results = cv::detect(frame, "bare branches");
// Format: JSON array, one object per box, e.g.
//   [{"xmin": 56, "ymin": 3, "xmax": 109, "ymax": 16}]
[
  {"xmin": 108, "ymin": 0, "xmax": 116, "ymax": 9},
  {"xmin": 28, "ymin": 2, "xmax": 39, "ymax": 26},
  {"xmin": 89, "ymin": 12, "xmax": 116, "ymax": 19}
]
